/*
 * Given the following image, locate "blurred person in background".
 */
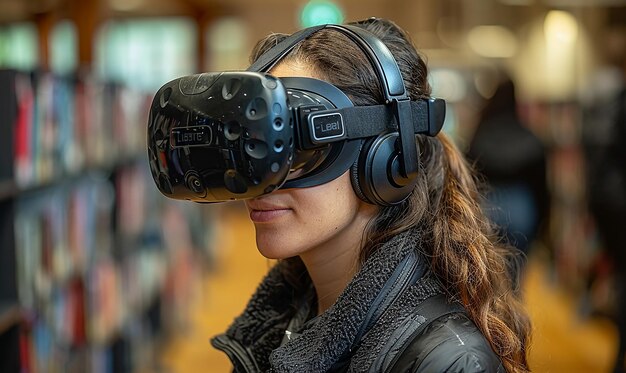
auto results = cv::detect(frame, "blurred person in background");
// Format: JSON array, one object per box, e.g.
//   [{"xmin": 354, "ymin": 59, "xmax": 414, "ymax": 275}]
[
  {"xmin": 582, "ymin": 22, "xmax": 626, "ymax": 373},
  {"xmin": 466, "ymin": 76, "xmax": 550, "ymax": 282},
  {"xmin": 209, "ymin": 18, "xmax": 531, "ymax": 372}
]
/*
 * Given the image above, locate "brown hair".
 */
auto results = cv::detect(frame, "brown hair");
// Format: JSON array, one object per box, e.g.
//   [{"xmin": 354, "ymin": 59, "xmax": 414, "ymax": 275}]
[{"xmin": 251, "ymin": 18, "xmax": 531, "ymax": 373}]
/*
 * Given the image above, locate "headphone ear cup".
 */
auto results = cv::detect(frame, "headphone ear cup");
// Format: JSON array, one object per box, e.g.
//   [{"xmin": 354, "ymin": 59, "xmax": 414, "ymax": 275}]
[{"xmin": 353, "ymin": 133, "xmax": 419, "ymax": 206}]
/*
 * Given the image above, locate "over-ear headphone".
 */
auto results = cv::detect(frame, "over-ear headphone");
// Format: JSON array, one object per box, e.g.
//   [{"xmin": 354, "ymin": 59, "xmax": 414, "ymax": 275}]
[{"xmin": 330, "ymin": 24, "xmax": 422, "ymax": 206}]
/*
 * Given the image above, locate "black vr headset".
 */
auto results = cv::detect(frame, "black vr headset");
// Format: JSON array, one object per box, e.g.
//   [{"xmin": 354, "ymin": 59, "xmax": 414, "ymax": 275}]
[{"xmin": 147, "ymin": 22, "xmax": 446, "ymax": 206}]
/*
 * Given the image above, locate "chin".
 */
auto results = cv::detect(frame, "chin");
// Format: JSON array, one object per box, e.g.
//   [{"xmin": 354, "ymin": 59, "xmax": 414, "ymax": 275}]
[
  {"xmin": 255, "ymin": 243, "xmax": 293, "ymax": 260},
  {"xmin": 254, "ymin": 229, "xmax": 304, "ymax": 260}
]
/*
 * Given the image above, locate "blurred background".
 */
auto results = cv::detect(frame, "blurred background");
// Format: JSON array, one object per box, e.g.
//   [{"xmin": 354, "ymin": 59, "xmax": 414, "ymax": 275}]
[{"xmin": 0, "ymin": 0, "xmax": 625, "ymax": 372}]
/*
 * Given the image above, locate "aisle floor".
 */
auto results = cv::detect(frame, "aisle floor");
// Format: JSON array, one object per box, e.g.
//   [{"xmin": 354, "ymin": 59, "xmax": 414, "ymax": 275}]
[{"xmin": 160, "ymin": 205, "xmax": 618, "ymax": 373}]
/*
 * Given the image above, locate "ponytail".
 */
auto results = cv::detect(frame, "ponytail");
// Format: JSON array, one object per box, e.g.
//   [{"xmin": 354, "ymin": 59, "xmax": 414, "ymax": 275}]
[{"xmin": 432, "ymin": 134, "xmax": 530, "ymax": 373}]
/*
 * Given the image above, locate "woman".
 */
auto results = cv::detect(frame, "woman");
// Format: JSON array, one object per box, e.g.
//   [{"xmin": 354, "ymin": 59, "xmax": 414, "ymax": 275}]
[{"xmin": 211, "ymin": 18, "xmax": 531, "ymax": 372}]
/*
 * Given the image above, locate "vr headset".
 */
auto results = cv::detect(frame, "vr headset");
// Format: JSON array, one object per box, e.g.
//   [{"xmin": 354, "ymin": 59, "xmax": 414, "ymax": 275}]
[{"xmin": 147, "ymin": 22, "xmax": 446, "ymax": 206}]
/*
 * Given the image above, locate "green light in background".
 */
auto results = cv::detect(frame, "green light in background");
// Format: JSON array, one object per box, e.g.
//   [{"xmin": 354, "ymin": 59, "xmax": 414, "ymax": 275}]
[{"xmin": 300, "ymin": 0, "xmax": 344, "ymax": 27}]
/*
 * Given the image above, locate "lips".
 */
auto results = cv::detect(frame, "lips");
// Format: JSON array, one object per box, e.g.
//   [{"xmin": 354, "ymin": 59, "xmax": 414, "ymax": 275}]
[{"xmin": 246, "ymin": 200, "xmax": 292, "ymax": 223}]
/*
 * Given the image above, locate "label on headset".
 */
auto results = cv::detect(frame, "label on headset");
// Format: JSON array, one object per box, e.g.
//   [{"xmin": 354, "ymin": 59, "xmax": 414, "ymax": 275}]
[
  {"xmin": 309, "ymin": 112, "xmax": 346, "ymax": 144},
  {"xmin": 171, "ymin": 126, "xmax": 216, "ymax": 148}
]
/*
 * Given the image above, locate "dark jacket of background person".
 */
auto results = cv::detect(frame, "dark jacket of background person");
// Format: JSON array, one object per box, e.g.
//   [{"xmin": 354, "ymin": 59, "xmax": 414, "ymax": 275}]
[
  {"xmin": 211, "ymin": 229, "xmax": 503, "ymax": 373},
  {"xmin": 467, "ymin": 78, "xmax": 549, "ymax": 257},
  {"xmin": 584, "ymin": 83, "xmax": 626, "ymax": 373},
  {"xmin": 585, "ymin": 86, "xmax": 626, "ymax": 262}
]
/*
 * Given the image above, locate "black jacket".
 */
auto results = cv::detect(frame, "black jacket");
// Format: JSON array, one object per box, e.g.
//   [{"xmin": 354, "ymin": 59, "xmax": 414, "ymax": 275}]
[{"xmin": 212, "ymin": 230, "xmax": 503, "ymax": 372}]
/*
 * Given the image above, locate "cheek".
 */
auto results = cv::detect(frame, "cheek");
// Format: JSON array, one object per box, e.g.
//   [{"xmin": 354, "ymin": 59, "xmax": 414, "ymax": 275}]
[{"xmin": 295, "ymin": 175, "xmax": 361, "ymax": 227}]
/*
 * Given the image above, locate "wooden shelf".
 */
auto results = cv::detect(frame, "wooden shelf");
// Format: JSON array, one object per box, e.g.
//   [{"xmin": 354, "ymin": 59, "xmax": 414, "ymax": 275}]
[{"xmin": 0, "ymin": 156, "xmax": 146, "ymax": 203}]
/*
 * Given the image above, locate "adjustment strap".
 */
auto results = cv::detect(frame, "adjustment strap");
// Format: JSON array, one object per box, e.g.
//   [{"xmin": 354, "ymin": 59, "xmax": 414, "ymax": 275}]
[
  {"xmin": 342, "ymin": 99, "xmax": 445, "ymax": 137},
  {"xmin": 330, "ymin": 250, "xmax": 424, "ymax": 372},
  {"xmin": 247, "ymin": 25, "xmax": 327, "ymax": 72},
  {"xmin": 394, "ymin": 98, "xmax": 418, "ymax": 178},
  {"xmin": 303, "ymin": 99, "xmax": 445, "ymax": 147}
]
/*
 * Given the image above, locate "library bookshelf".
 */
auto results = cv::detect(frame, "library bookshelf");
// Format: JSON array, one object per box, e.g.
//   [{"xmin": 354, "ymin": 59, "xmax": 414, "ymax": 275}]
[{"xmin": 0, "ymin": 69, "xmax": 215, "ymax": 373}]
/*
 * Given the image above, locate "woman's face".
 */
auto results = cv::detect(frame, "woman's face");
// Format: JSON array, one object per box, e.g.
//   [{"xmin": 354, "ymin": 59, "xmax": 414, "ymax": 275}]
[{"xmin": 245, "ymin": 61, "xmax": 378, "ymax": 260}]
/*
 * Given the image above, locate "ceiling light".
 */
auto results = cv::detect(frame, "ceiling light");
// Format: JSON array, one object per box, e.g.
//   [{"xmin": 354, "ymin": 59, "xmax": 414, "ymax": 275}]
[{"xmin": 468, "ymin": 25, "xmax": 518, "ymax": 58}]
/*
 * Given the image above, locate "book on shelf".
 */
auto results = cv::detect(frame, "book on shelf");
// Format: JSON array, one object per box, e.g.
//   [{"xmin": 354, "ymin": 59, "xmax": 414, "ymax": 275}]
[
  {"xmin": 0, "ymin": 68, "xmax": 151, "ymax": 194},
  {"xmin": 0, "ymin": 70, "xmax": 18, "ymax": 184}
]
